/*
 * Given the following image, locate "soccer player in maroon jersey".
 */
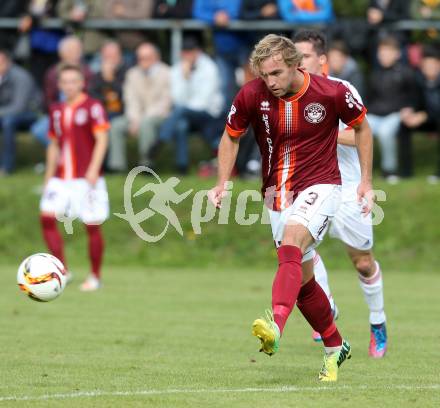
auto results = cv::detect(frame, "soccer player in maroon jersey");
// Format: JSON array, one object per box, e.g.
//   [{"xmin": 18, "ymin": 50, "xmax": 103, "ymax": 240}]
[
  {"xmin": 208, "ymin": 34, "xmax": 374, "ymax": 381},
  {"xmin": 40, "ymin": 64, "xmax": 110, "ymax": 292}
]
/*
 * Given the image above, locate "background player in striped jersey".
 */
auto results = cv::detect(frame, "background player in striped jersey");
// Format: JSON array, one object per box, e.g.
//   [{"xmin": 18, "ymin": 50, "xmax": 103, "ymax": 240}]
[
  {"xmin": 40, "ymin": 64, "xmax": 110, "ymax": 292},
  {"xmin": 293, "ymin": 30, "xmax": 387, "ymax": 358},
  {"xmin": 209, "ymin": 34, "xmax": 374, "ymax": 381}
]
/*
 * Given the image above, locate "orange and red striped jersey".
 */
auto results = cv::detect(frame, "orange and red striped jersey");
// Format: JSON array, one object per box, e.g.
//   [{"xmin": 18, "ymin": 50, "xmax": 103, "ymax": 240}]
[
  {"xmin": 48, "ymin": 94, "xmax": 110, "ymax": 179},
  {"xmin": 226, "ymin": 69, "xmax": 366, "ymax": 211}
]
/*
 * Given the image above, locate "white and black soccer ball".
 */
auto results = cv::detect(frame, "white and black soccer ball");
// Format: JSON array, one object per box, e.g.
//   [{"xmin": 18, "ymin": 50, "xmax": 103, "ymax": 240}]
[{"xmin": 17, "ymin": 253, "xmax": 67, "ymax": 302}]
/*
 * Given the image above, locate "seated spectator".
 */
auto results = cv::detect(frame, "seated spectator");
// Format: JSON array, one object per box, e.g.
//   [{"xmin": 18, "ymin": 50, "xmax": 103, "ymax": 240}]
[
  {"xmin": 367, "ymin": 36, "xmax": 417, "ymax": 182},
  {"xmin": 158, "ymin": 36, "xmax": 224, "ymax": 174},
  {"xmin": 193, "ymin": 0, "xmax": 251, "ymax": 107},
  {"xmin": 241, "ymin": 0, "xmax": 279, "ymax": 19},
  {"xmin": 328, "ymin": 40, "xmax": 365, "ymax": 97},
  {"xmin": 399, "ymin": 45, "xmax": 440, "ymax": 182},
  {"xmin": 0, "ymin": 49, "xmax": 41, "ymax": 175},
  {"xmin": 19, "ymin": 0, "xmax": 65, "ymax": 85},
  {"xmin": 31, "ymin": 35, "xmax": 93, "ymax": 147},
  {"xmin": 153, "ymin": 0, "xmax": 194, "ymax": 18},
  {"xmin": 278, "ymin": 0, "xmax": 333, "ymax": 24},
  {"xmin": 89, "ymin": 41, "xmax": 127, "ymax": 120},
  {"xmin": 108, "ymin": 43, "xmax": 171, "ymax": 172}
]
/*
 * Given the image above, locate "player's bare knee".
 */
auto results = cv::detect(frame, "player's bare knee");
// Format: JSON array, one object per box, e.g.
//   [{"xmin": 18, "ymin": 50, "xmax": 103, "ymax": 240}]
[
  {"xmin": 353, "ymin": 254, "xmax": 375, "ymax": 277},
  {"xmin": 282, "ymin": 223, "xmax": 314, "ymax": 253}
]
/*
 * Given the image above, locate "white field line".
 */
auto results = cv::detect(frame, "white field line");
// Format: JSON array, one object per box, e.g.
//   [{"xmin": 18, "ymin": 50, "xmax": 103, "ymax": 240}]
[{"xmin": 0, "ymin": 384, "xmax": 439, "ymax": 402}]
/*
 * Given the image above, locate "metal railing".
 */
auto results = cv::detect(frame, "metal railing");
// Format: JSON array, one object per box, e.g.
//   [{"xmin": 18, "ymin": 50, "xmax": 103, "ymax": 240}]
[{"xmin": 1, "ymin": 17, "xmax": 439, "ymax": 63}]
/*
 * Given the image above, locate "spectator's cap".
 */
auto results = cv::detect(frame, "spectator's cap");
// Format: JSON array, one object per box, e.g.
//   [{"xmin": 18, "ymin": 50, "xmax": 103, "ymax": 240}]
[{"xmin": 182, "ymin": 36, "xmax": 201, "ymax": 51}]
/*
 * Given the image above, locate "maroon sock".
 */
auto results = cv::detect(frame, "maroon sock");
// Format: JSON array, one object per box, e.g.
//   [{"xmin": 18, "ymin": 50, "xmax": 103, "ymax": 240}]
[
  {"xmin": 40, "ymin": 215, "xmax": 66, "ymax": 266},
  {"xmin": 297, "ymin": 277, "xmax": 342, "ymax": 348},
  {"xmin": 272, "ymin": 245, "xmax": 303, "ymax": 334},
  {"xmin": 85, "ymin": 224, "xmax": 104, "ymax": 280}
]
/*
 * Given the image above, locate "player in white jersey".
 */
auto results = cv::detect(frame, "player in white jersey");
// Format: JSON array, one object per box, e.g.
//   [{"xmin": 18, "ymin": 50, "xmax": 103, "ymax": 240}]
[{"xmin": 293, "ymin": 30, "xmax": 387, "ymax": 358}]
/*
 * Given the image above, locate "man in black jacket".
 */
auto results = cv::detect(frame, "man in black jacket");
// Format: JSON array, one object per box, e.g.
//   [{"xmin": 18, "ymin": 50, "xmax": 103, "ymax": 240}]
[
  {"xmin": 366, "ymin": 36, "xmax": 417, "ymax": 182},
  {"xmin": 399, "ymin": 45, "xmax": 440, "ymax": 182}
]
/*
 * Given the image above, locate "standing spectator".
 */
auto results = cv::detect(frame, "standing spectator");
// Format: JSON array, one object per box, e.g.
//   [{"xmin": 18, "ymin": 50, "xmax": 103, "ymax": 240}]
[
  {"xmin": 367, "ymin": 36, "xmax": 417, "ymax": 182},
  {"xmin": 108, "ymin": 43, "xmax": 171, "ymax": 172},
  {"xmin": 31, "ymin": 35, "xmax": 93, "ymax": 146},
  {"xmin": 241, "ymin": 0, "xmax": 279, "ymax": 19},
  {"xmin": 399, "ymin": 45, "xmax": 440, "ymax": 182},
  {"xmin": 193, "ymin": 0, "xmax": 251, "ymax": 108},
  {"xmin": 153, "ymin": 0, "xmax": 193, "ymax": 18},
  {"xmin": 19, "ymin": 0, "xmax": 65, "ymax": 85},
  {"xmin": 159, "ymin": 36, "xmax": 224, "ymax": 174},
  {"xmin": 412, "ymin": 0, "xmax": 440, "ymax": 19},
  {"xmin": 57, "ymin": 0, "xmax": 154, "ymax": 55},
  {"xmin": 0, "ymin": 1, "xmax": 29, "ymax": 50},
  {"xmin": 367, "ymin": 0, "xmax": 411, "ymax": 25},
  {"xmin": 89, "ymin": 41, "xmax": 126, "ymax": 120},
  {"xmin": 328, "ymin": 40, "xmax": 365, "ymax": 97},
  {"xmin": 278, "ymin": 0, "xmax": 333, "ymax": 23},
  {"xmin": 0, "ymin": 49, "xmax": 41, "ymax": 175}
]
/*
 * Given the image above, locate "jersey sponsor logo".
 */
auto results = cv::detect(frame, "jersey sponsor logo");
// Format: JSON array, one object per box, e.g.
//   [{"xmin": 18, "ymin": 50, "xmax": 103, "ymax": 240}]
[
  {"xmin": 227, "ymin": 104, "xmax": 236, "ymax": 124},
  {"xmin": 345, "ymin": 91, "xmax": 363, "ymax": 111},
  {"xmin": 304, "ymin": 102, "xmax": 326, "ymax": 124},
  {"xmin": 261, "ymin": 114, "xmax": 273, "ymax": 174},
  {"xmin": 75, "ymin": 108, "xmax": 88, "ymax": 126},
  {"xmin": 260, "ymin": 100, "xmax": 270, "ymax": 111}
]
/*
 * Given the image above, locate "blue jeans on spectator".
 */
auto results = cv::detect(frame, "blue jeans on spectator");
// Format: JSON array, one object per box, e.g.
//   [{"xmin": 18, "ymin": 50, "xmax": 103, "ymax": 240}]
[
  {"xmin": 30, "ymin": 115, "xmax": 50, "ymax": 147},
  {"xmin": 159, "ymin": 106, "xmax": 221, "ymax": 170},
  {"xmin": 0, "ymin": 112, "xmax": 38, "ymax": 173},
  {"xmin": 368, "ymin": 112, "xmax": 401, "ymax": 175}
]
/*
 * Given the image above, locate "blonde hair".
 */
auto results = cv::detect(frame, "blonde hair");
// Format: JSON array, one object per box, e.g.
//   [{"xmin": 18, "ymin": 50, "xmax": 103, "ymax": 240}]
[{"xmin": 250, "ymin": 34, "xmax": 303, "ymax": 74}]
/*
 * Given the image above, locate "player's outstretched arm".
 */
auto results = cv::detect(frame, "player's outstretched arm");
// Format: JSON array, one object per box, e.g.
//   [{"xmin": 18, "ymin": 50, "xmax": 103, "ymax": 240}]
[
  {"xmin": 208, "ymin": 129, "xmax": 240, "ymax": 208},
  {"xmin": 86, "ymin": 130, "xmax": 109, "ymax": 186},
  {"xmin": 44, "ymin": 139, "xmax": 60, "ymax": 186},
  {"xmin": 353, "ymin": 118, "xmax": 374, "ymax": 214}
]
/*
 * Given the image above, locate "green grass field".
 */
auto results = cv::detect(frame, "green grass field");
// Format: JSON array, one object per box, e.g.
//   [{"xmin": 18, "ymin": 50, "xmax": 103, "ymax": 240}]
[
  {"xmin": 1, "ymin": 265, "xmax": 439, "ymax": 407},
  {"xmin": 1, "ymin": 134, "xmax": 440, "ymax": 406}
]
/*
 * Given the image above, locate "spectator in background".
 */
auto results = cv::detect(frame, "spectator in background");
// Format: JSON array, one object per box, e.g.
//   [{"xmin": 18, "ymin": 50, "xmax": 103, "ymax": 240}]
[
  {"xmin": 31, "ymin": 35, "xmax": 93, "ymax": 146},
  {"xmin": 0, "ymin": 49, "xmax": 41, "ymax": 175},
  {"xmin": 0, "ymin": 1, "xmax": 29, "ymax": 50},
  {"xmin": 193, "ymin": 0, "xmax": 251, "ymax": 108},
  {"xmin": 90, "ymin": 41, "xmax": 126, "ymax": 120},
  {"xmin": 328, "ymin": 40, "xmax": 365, "ymax": 97},
  {"xmin": 153, "ymin": 0, "xmax": 193, "ymax": 18},
  {"xmin": 108, "ymin": 43, "xmax": 171, "ymax": 172},
  {"xmin": 399, "ymin": 45, "xmax": 440, "ymax": 182},
  {"xmin": 411, "ymin": 0, "xmax": 440, "ymax": 19},
  {"xmin": 58, "ymin": 0, "xmax": 154, "ymax": 55},
  {"xmin": 367, "ymin": 0, "xmax": 411, "ymax": 25},
  {"xmin": 19, "ymin": 0, "xmax": 64, "ymax": 85},
  {"xmin": 278, "ymin": 0, "xmax": 333, "ymax": 23},
  {"xmin": 241, "ymin": 0, "xmax": 279, "ymax": 19},
  {"xmin": 367, "ymin": 36, "xmax": 417, "ymax": 182},
  {"xmin": 158, "ymin": 36, "xmax": 224, "ymax": 174}
]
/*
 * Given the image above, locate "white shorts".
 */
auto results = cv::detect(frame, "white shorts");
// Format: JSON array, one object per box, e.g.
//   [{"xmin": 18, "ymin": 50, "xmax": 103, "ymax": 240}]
[
  {"xmin": 269, "ymin": 184, "xmax": 341, "ymax": 262},
  {"xmin": 329, "ymin": 199, "xmax": 373, "ymax": 251},
  {"xmin": 40, "ymin": 177, "xmax": 110, "ymax": 224}
]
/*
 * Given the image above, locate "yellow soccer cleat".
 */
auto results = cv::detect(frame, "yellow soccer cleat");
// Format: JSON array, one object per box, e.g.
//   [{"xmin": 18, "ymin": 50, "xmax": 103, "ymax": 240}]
[
  {"xmin": 252, "ymin": 310, "xmax": 280, "ymax": 356},
  {"xmin": 318, "ymin": 340, "xmax": 351, "ymax": 382}
]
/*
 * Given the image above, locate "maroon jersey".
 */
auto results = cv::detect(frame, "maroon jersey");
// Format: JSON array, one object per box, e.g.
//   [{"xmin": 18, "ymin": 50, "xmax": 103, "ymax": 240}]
[
  {"xmin": 48, "ymin": 94, "xmax": 110, "ymax": 179},
  {"xmin": 226, "ymin": 69, "xmax": 366, "ymax": 211}
]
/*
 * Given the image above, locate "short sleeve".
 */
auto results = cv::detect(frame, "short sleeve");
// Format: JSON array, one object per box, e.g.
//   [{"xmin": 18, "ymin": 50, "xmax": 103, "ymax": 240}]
[
  {"xmin": 48, "ymin": 107, "xmax": 59, "ymax": 140},
  {"xmin": 90, "ymin": 101, "xmax": 110, "ymax": 134},
  {"xmin": 225, "ymin": 87, "xmax": 251, "ymax": 138},
  {"xmin": 335, "ymin": 82, "xmax": 367, "ymax": 128}
]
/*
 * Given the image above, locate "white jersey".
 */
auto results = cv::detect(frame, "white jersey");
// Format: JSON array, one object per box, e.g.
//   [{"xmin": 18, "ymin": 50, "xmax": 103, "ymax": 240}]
[{"xmin": 328, "ymin": 76, "xmax": 362, "ymax": 202}]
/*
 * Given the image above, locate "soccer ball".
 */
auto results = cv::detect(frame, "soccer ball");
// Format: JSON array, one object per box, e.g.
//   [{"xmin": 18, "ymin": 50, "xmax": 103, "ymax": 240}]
[{"xmin": 17, "ymin": 253, "xmax": 67, "ymax": 302}]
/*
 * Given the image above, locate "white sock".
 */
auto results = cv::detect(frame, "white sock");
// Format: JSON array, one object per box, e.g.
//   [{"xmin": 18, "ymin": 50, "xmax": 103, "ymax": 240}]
[
  {"xmin": 358, "ymin": 261, "xmax": 386, "ymax": 325},
  {"xmin": 313, "ymin": 251, "xmax": 336, "ymax": 311},
  {"xmin": 324, "ymin": 345, "xmax": 342, "ymax": 355}
]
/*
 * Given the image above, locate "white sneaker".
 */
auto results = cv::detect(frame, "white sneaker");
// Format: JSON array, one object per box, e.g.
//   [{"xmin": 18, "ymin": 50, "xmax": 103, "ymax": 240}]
[
  {"xmin": 385, "ymin": 175, "xmax": 400, "ymax": 185},
  {"xmin": 65, "ymin": 271, "xmax": 74, "ymax": 285},
  {"xmin": 427, "ymin": 175, "xmax": 439, "ymax": 185},
  {"xmin": 80, "ymin": 275, "xmax": 101, "ymax": 292}
]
